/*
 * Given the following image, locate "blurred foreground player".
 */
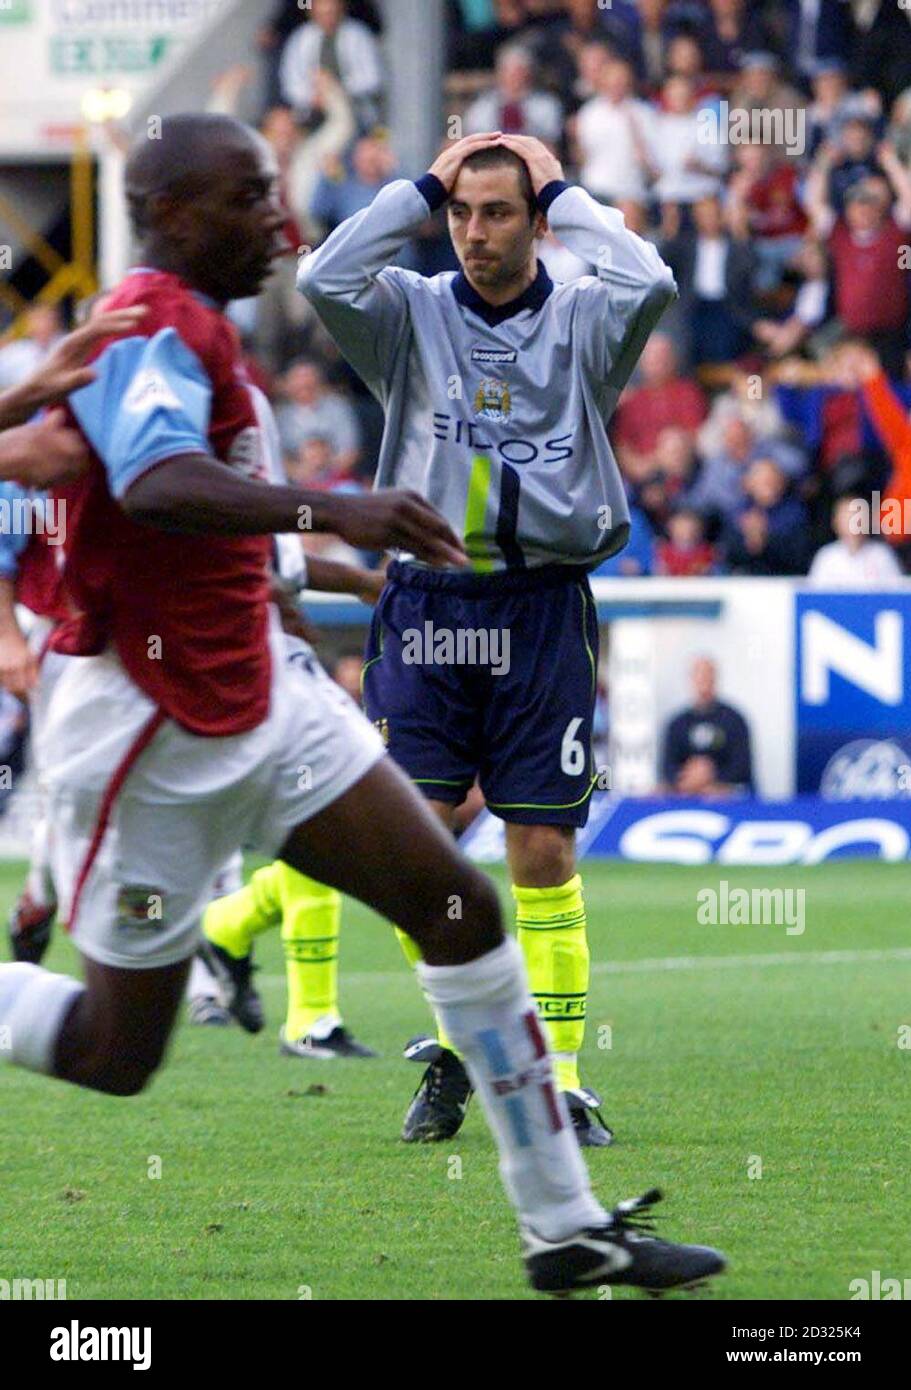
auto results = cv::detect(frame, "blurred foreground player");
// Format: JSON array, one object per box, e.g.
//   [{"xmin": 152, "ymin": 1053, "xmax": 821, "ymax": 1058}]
[
  {"xmin": 0, "ymin": 116, "xmax": 724, "ymax": 1295},
  {"xmin": 298, "ymin": 132, "xmax": 676, "ymax": 1146},
  {"xmin": 197, "ymin": 548, "xmax": 382, "ymax": 1057}
]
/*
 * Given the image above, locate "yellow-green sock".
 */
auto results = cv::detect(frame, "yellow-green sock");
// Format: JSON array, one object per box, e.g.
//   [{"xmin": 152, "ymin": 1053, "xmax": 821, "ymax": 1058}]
[
  {"xmin": 395, "ymin": 926, "xmax": 457, "ymax": 1055},
  {"xmin": 202, "ymin": 862, "xmax": 284, "ymax": 959},
  {"xmin": 276, "ymin": 863, "xmax": 342, "ymax": 1041},
  {"xmin": 513, "ymin": 874, "xmax": 589, "ymax": 1093}
]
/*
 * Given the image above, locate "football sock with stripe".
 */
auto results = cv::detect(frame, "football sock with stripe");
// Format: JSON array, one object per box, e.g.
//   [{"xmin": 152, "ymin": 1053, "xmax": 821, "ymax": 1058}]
[
  {"xmin": 513, "ymin": 875, "xmax": 589, "ymax": 1093},
  {"xmin": 417, "ymin": 937, "xmax": 605, "ymax": 1240},
  {"xmin": 202, "ymin": 862, "xmax": 283, "ymax": 960},
  {"xmin": 275, "ymin": 864, "xmax": 342, "ymax": 1040}
]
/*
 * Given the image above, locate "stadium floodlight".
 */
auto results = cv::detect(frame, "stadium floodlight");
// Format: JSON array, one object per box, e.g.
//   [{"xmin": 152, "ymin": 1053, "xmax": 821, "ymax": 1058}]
[{"xmin": 80, "ymin": 88, "xmax": 133, "ymax": 126}]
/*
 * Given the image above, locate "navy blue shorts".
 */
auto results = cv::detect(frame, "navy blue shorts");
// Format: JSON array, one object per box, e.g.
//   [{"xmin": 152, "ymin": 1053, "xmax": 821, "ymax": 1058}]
[{"xmin": 362, "ymin": 561, "xmax": 600, "ymax": 827}]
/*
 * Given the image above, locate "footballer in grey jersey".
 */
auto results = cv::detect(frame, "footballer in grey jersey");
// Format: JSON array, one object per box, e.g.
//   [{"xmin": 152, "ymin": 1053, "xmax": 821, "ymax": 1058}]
[{"xmin": 298, "ymin": 133, "xmax": 678, "ymax": 1145}]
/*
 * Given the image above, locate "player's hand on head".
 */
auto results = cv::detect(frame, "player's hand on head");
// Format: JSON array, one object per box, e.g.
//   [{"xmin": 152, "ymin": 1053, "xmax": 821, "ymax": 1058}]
[
  {"xmin": 332, "ymin": 490, "xmax": 468, "ymax": 568},
  {"xmin": 8, "ymin": 408, "xmax": 91, "ymax": 488},
  {"xmin": 427, "ymin": 131, "xmax": 504, "ymax": 193},
  {"xmin": 0, "ymin": 627, "xmax": 39, "ymax": 700},
  {"xmin": 494, "ymin": 134, "xmax": 564, "ymax": 195},
  {"xmin": 23, "ymin": 306, "xmax": 147, "ymax": 406}
]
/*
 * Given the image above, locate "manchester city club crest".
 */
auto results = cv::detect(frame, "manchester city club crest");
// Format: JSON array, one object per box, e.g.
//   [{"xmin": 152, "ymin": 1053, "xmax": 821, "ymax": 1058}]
[{"xmin": 474, "ymin": 377, "xmax": 512, "ymax": 422}]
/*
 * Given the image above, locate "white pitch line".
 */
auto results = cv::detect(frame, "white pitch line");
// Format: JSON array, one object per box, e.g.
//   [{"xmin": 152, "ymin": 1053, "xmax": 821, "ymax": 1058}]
[{"xmin": 256, "ymin": 946, "xmax": 911, "ymax": 989}]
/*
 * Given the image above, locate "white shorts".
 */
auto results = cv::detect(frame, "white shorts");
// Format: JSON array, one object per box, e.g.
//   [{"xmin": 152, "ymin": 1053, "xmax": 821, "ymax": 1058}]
[{"xmin": 44, "ymin": 632, "xmax": 384, "ymax": 969}]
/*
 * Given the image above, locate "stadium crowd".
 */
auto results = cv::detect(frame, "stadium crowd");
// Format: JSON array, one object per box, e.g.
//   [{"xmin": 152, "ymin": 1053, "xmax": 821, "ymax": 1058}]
[{"xmin": 4, "ymin": 0, "xmax": 911, "ymax": 583}]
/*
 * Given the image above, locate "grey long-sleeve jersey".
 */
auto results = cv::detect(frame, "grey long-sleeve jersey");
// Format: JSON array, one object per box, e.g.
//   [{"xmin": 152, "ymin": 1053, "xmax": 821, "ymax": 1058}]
[{"xmin": 297, "ymin": 177, "xmax": 677, "ymax": 572}]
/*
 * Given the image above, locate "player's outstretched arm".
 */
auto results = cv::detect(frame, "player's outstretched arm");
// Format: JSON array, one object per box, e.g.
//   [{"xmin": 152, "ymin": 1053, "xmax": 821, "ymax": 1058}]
[
  {"xmin": 121, "ymin": 453, "xmax": 466, "ymax": 568},
  {"xmin": 0, "ymin": 308, "xmax": 147, "ymax": 430},
  {"xmin": 0, "ymin": 410, "xmax": 91, "ymax": 488}
]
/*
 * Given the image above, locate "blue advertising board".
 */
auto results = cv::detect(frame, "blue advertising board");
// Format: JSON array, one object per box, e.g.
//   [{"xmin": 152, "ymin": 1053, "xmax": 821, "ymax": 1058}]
[
  {"xmin": 795, "ymin": 592, "xmax": 911, "ymax": 795},
  {"xmin": 461, "ymin": 794, "xmax": 911, "ymax": 864}
]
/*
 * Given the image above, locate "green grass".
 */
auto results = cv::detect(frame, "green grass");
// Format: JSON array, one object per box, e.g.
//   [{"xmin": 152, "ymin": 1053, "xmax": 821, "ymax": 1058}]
[{"xmin": 1, "ymin": 858, "xmax": 909, "ymax": 1300}]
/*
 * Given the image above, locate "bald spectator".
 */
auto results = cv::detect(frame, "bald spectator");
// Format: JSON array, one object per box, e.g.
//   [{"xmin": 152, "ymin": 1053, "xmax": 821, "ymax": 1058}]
[
  {"xmin": 0, "ymin": 305, "xmax": 64, "ymax": 391},
  {"xmin": 276, "ymin": 360, "xmax": 361, "ymax": 474},
  {"xmin": 463, "ymin": 43, "xmax": 564, "ymax": 144},
  {"xmin": 661, "ymin": 657, "xmax": 753, "ymax": 796},
  {"xmin": 279, "ymin": 0, "xmax": 384, "ymax": 131},
  {"xmin": 614, "ymin": 335, "xmax": 708, "ymax": 478}
]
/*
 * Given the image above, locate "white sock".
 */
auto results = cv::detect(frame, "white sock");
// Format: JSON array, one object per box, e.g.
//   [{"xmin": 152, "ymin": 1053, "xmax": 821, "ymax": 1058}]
[
  {"xmin": 26, "ymin": 813, "xmax": 57, "ymax": 911},
  {"xmin": 187, "ymin": 952, "xmax": 218, "ymax": 1001},
  {"xmin": 417, "ymin": 937, "xmax": 606, "ymax": 1241},
  {"xmin": 0, "ymin": 962, "xmax": 84, "ymax": 1074}
]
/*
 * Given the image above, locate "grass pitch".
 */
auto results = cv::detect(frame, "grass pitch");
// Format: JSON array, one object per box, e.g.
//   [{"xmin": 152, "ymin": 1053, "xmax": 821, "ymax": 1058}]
[{"xmin": 1, "ymin": 858, "xmax": 908, "ymax": 1301}]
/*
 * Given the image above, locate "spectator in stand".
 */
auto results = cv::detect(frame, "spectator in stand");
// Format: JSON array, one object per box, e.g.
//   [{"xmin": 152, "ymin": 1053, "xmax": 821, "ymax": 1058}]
[
  {"xmin": 772, "ymin": 0, "xmax": 855, "ymax": 91},
  {"xmin": 806, "ymin": 59, "xmax": 875, "ymax": 158},
  {"xmin": 659, "ymin": 194, "xmax": 757, "ymax": 365},
  {"xmin": 463, "ymin": 43, "xmax": 564, "ymax": 144},
  {"xmin": 208, "ymin": 66, "xmax": 357, "ymax": 374},
  {"xmin": 574, "ymin": 55, "xmax": 652, "ymax": 211},
  {"xmin": 808, "ymin": 111, "xmax": 885, "ymax": 216},
  {"xmin": 655, "ymin": 506, "xmax": 718, "ymax": 576},
  {"xmin": 751, "ymin": 238, "xmax": 830, "ymax": 359},
  {"xmin": 810, "ymin": 152, "xmax": 911, "ymax": 379},
  {"xmin": 448, "ymin": 0, "xmax": 528, "ymax": 71},
  {"xmin": 852, "ymin": 0, "xmax": 911, "ymax": 111},
  {"xmin": 727, "ymin": 142, "xmax": 808, "ymax": 292},
  {"xmin": 724, "ymin": 456, "xmax": 812, "ymax": 575},
  {"xmin": 888, "ymin": 85, "xmax": 911, "ymax": 166},
  {"xmin": 0, "ymin": 305, "xmax": 64, "ymax": 391},
  {"xmin": 728, "ymin": 51, "xmax": 806, "ymax": 158},
  {"xmin": 279, "ymin": 0, "xmax": 384, "ymax": 132},
  {"xmin": 687, "ymin": 413, "xmax": 804, "ymax": 524},
  {"xmin": 294, "ymin": 434, "xmax": 356, "ymax": 489},
  {"xmin": 843, "ymin": 344, "xmax": 911, "ymax": 537},
  {"xmin": 276, "ymin": 359, "xmax": 362, "ymax": 474},
  {"xmin": 661, "ymin": 655, "xmax": 754, "ymax": 796},
  {"xmin": 696, "ymin": 0, "xmax": 774, "ymax": 89},
  {"xmin": 641, "ymin": 73, "xmax": 728, "ymax": 226},
  {"xmin": 310, "ymin": 133, "xmax": 397, "ymax": 236},
  {"xmin": 809, "ymin": 493, "xmax": 904, "ymax": 585},
  {"xmin": 259, "ymin": 1, "xmax": 381, "ymax": 106},
  {"xmin": 593, "ymin": 500, "xmax": 655, "ymax": 576},
  {"xmin": 664, "ymin": 33, "xmax": 719, "ymax": 105},
  {"xmin": 613, "ymin": 334, "xmax": 708, "ymax": 478}
]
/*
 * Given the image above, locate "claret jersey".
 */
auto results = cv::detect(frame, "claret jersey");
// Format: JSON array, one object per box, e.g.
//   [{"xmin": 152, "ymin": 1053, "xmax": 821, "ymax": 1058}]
[{"xmin": 56, "ymin": 270, "xmax": 275, "ymax": 736}]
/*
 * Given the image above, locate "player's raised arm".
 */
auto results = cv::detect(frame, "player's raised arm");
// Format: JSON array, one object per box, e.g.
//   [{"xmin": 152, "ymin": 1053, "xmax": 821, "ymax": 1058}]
[
  {"xmin": 0, "ymin": 308, "xmax": 147, "ymax": 430},
  {"xmin": 297, "ymin": 132, "xmax": 501, "ymax": 393},
  {"xmin": 497, "ymin": 133, "xmax": 677, "ymax": 396}
]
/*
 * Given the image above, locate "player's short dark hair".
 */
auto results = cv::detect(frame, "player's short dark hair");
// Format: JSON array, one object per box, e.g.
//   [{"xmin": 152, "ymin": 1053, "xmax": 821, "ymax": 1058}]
[
  {"xmin": 124, "ymin": 113, "xmax": 258, "ymax": 237},
  {"xmin": 458, "ymin": 147, "xmax": 537, "ymax": 221}
]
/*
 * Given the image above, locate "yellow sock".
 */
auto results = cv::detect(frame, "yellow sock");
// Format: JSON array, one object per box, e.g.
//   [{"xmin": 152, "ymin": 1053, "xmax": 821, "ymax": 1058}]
[
  {"xmin": 513, "ymin": 874, "xmax": 589, "ymax": 1092},
  {"xmin": 276, "ymin": 863, "xmax": 342, "ymax": 1040},
  {"xmin": 395, "ymin": 926, "xmax": 457, "ymax": 1055},
  {"xmin": 202, "ymin": 862, "xmax": 283, "ymax": 959}
]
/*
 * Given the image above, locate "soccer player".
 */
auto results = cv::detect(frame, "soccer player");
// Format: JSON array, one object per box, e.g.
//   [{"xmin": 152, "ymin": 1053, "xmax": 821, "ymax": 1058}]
[
  {"xmin": 0, "ymin": 116, "xmax": 724, "ymax": 1295},
  {"xmin": 197, "ymin": 548, "xmax": 383, "ymax": 1057},
  {"xmin": 1, "ymin": 306, "xmax": 149, "ymax": 961},
  {"xmin": 297, "ymin": 131, "xmax": 674, "ymax": 1145}
]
